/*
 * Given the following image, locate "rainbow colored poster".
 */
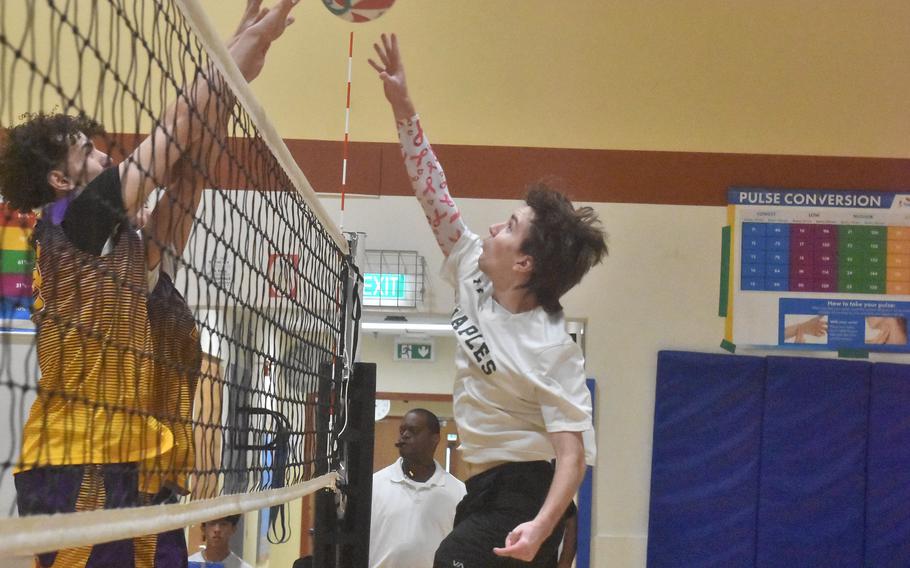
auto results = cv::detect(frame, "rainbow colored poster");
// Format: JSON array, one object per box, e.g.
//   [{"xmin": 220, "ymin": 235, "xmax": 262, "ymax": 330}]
[
  {"xmin": 724, "ymin": 188, "xmax": 910, "ymax": 353},
  {"xmin": 0, "ymin": 203, "xmax": 35, "ymax": 333}
]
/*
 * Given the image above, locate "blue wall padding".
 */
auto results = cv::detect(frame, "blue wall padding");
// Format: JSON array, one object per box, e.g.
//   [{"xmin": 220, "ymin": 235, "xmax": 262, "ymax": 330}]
[
  {"xmin": 865, "ymin": 362, "xmax": 910, "ymax": 567},
  {"xmin": 754, "ymin": 356, "xmax": 870, "ymax": 568},
  {"xmin": 648, "ymin": 352, "xmax": 910, "ymax": 568},
  {"xmin": 647, "ymin": 351, "xmax": 766, "ymax": 568}
]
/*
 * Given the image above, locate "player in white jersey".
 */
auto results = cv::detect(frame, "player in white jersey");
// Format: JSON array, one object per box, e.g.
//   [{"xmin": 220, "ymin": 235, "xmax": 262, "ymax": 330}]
[{"xmin": 370, "ymin": 33, "xmax": 608, "ymax": 567}]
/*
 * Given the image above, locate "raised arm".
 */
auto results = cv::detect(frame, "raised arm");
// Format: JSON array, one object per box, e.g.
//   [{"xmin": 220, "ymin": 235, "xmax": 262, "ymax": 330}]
[
  {"xmin": 144, "ymin": 0, "xmax": 281, "ymax": 272},
  {"xmin": 369, "ymin": 33, "xmax": 466, "ymax": 256},
  {"xmin": 144, "ymin": 157, "xmax": 204, "ymax": 272},
  {"xmin": 119, "ymin": 0, "xmax": 298, "ymax": 221}
]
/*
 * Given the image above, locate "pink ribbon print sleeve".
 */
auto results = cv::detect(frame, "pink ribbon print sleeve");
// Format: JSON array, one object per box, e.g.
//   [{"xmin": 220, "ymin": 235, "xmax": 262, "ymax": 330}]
[{"xmin": 396, "ymin": 114, "xmax": 467, "ymax": 257}]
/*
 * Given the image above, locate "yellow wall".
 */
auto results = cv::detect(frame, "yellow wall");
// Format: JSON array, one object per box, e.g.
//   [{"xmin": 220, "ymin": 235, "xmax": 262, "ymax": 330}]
[{"xmin": 201, "ymin": 0, "xmax": 910, "ymax": 157}]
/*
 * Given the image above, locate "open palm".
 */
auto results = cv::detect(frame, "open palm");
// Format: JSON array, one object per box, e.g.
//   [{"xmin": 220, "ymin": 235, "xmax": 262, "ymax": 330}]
[{"xmin": 368, "ymin": 33, "xmax": 412, "ymax": 114}]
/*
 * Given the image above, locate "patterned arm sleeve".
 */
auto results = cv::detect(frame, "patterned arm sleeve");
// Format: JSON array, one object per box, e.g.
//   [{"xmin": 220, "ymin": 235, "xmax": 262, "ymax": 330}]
[{"xmin": 397, "ymin": 114, "xmax": 467, "ymax": 257}]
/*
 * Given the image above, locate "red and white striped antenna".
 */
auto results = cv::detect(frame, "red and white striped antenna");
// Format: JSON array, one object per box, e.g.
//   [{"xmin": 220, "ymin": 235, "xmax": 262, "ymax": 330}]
[{"xmin": 340, "ymin": 31, "xmax": 354, "ymax": 231}]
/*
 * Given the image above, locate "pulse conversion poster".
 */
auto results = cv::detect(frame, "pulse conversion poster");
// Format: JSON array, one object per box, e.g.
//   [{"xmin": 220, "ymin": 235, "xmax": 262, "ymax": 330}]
[{"xmin": 725, "ymin": 188, "xmax": 910, "ymax": 353}]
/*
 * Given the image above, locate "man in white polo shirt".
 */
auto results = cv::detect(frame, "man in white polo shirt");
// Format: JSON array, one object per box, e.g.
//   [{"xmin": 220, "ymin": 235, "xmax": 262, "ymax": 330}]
[
  {"xmin": 370, "ymin": 34, "xmax": 606, "ymax": 566},
  {"xmin": 370, "ymin": 409, "xmax": 466, "ymax": 568}
]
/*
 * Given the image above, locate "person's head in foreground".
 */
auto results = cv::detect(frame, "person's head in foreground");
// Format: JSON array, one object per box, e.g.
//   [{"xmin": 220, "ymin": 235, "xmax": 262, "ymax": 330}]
[
  {"xmin": 0, "ymin": 112, "xmax": 111, "ymax": 213},
  {"xmin": 199, "ymin": 514, "xmax": 242, "ymax": 559}
]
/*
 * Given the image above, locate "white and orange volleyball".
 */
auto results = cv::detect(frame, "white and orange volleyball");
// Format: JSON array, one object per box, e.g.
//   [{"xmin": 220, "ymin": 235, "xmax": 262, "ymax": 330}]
[{"xmin": 322, "ymin": 0, "xmax": 396, "ymax": 23}]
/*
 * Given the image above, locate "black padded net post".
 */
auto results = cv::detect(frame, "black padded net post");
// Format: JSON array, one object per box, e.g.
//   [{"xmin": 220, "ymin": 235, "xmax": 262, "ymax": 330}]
[{"xmin": 0, "ymin": 0, "xmax": 359, "ymax": 557}]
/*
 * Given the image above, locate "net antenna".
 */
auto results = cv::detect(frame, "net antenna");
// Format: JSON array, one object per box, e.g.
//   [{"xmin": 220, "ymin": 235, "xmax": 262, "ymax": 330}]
[
  {"xmin": 0, "ymin": 0, "xmax": 360, "ymax": 560},
  {"xmin": 340, "ymin": 31, "xmax": 354, "ymax": 231},
  {"xmin": 331, "ymin": 30, "xmax": 362, "ymax": 493}
]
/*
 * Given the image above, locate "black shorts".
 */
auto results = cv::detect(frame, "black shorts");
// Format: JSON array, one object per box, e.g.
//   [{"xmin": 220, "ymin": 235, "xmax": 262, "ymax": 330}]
[{"xmin": 434, "ymin": 461, "xmax": 567, "ymax": 567}]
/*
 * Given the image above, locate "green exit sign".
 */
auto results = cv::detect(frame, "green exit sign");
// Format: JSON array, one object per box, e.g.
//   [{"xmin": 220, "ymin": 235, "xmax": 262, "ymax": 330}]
[
  {"xmin": 395, "ymin": 337, "xmax": 434, "ymax": 361},
  {"xmin": 363, "ymin": 273, "xmax": 410, "ymax": 307}
]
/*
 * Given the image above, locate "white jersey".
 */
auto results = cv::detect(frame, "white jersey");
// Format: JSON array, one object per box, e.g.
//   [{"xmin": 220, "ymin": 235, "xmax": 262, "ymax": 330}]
[
  {"xmin": 442, "ymin": 230, "xmax": 596, "ymax": 465},
  {"xmin": 369, "ymin": 459, "xmax": 466, "ymax": 568}
]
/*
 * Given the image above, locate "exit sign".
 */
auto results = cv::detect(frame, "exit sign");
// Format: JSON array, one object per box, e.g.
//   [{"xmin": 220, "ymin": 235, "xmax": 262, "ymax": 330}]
[
  {"xmin": 395, "ymin": 337, "xmax": 434, "ymax": 361},
  {"xmin": 363, "ymin": 273, "xmax": 413, "ymax": 307}
]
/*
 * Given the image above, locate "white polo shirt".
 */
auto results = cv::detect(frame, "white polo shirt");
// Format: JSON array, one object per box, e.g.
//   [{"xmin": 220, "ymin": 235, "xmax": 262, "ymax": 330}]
[
  {"xmin": 442, "ymin": 229, "xmax": 596, "ymax": 465},
  {"xmin": 369, "ymin": 458, "xmax": 466, "ymax": 568}
]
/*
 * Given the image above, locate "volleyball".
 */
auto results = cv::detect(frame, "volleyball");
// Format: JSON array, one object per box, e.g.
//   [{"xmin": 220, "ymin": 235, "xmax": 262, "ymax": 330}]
[{"xmin": 322, "ymin": 0, "xmax": 396, "ymax": 23}]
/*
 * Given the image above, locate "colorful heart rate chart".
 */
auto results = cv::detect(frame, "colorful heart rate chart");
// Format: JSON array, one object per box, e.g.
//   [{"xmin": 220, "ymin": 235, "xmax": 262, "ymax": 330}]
[
  {"xmin": 740, "ymin": 223, "xmax": 909, "ymax": 295},
  {"xmin": 0, "ymin": 203, "xmax": 36, "ymax": 333},
  {"xmin": 726, "ymin": 189, "xmax": 910, "ymax": 353}
]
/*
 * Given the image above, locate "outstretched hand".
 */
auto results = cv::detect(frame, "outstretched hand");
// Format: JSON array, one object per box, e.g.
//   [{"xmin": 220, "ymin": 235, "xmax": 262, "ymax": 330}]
[
  {"xmin": 244, "ymin": 0, "xmax": 297, "ymax": 44},
  {"xmin": 232, "ymin": 0, "xmax": 267, "ymax": 43},
  {"xmin": 230, "ymin": 0, "xmax": 299, "ymax": 82},
  {"xmin": 368, "ymin": 33, "xmax": 415, "ymax": 120},
  {"xmin": 492, "ymin": 519, "xmax": 550, "ymax": 563}
]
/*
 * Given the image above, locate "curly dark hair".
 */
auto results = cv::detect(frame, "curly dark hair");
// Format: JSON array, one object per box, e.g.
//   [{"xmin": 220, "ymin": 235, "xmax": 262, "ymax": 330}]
[
  {"xmin": 521, "ymin": 182, "xmax": 608, "ymax": 314},
  {"xmin": 0, "ymin": 112, "xmax": 104, "ymax": 211}
]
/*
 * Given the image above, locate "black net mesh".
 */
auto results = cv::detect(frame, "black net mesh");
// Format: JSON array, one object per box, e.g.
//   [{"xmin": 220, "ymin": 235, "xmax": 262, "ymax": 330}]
[{"xmin": 0, "ymin": 0, "xmax": 356, "ymax": 546}]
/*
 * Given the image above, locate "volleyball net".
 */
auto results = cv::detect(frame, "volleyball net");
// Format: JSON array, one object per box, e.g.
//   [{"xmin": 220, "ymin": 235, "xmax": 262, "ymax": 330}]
[{"xmin": 0, "ymin": 0, "xmax": 361, "ymax": 558}]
